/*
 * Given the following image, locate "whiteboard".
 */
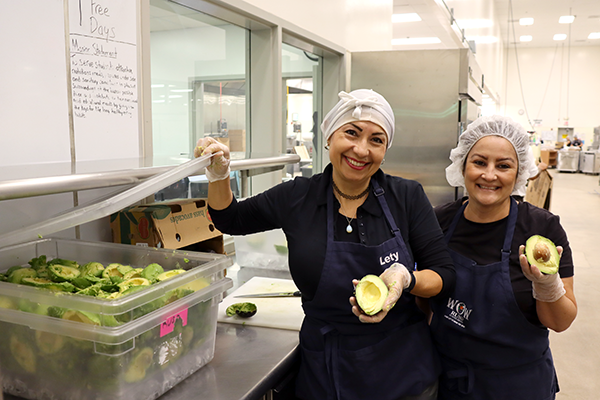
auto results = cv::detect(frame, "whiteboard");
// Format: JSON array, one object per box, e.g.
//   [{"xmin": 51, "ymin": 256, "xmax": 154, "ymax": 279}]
[
  {"xmin": 0, "ymin": 0, "xmax": 72, "ymax": 167},
  {"xmin": 68, "ymin": 0, "xmax": 140, "ymax": 162}
]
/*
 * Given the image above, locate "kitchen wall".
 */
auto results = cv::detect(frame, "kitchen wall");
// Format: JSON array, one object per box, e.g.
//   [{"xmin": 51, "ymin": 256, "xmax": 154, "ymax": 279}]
[{"xmin": 504, "ymin": 45, "xmax": 600, "ymax": 144}]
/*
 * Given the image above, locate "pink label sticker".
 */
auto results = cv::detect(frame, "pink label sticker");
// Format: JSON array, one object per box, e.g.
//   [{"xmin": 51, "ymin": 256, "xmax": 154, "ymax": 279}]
[{"xmin": 160, "ymin": 308, "xmax": 189, "ymax": 337}]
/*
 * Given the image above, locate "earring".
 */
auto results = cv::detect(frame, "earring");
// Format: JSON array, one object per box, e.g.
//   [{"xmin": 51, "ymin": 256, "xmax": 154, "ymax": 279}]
[
  {"xmin": 381, "ymin": 159, "xmax": 385, "ymax": 165},
  {"xmin": 324, "ymin": 144, "xmax": 330, "ymax": 151}
]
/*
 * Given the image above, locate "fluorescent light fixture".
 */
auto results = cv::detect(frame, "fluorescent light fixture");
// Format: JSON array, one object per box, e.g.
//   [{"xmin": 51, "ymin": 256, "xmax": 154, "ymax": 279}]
[
  {"xmin": 589, "ymin": 32, "xmax": 600, "ymax": 39},
  {"xmin": 466, "ymin": 35, "xmax": 499, "ymax": 44},
  {"xmin": 553, "ymin": 34, "xmax": 567, "ymax": 41},
  {"xmin": 520, "ymin": 35, "xmax": 533, "ymax": 42},
  {"xmin": 455, "ymin": 19, "xmax": 493, "ymax": 29},
  {"xmin": 392, "ymin": 13, "xmax": 421, "ymax": 23},
  {"xmin": 559, "ymin": 15, "xmax": 575, "ymax": 24},
  {"xmin": 171, "ymin": 89, "xmax": 193, "ymax": 93},
  {"xmin": 392, "ymin": 37, "xmax": 441, "ymax": 45},
  {"xmin": 519, "ymin": 18, "xmax": 534, "ymax": 25},
  {"xmin": 168, "ymin": 95, "xmax": 182, "ymax": 99}
]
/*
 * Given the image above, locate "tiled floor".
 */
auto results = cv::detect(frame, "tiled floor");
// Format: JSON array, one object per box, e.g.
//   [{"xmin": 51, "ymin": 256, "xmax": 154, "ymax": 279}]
[{"xmin": 543, "ymin": 169, "xmax": 600, "ymax": 399}]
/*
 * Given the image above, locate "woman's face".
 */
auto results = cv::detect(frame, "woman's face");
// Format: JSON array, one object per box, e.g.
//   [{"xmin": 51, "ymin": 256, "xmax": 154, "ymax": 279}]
[
  {"xmin": 463, "ymin": 135, "xmax": 519, "ymax": 208},
  {"xmin": 328, "ymin": 121, "xmax": 387, "ymax": 185}
]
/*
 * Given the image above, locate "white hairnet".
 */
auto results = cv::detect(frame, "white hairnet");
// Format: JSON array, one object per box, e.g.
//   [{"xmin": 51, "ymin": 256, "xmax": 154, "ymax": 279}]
[
  {"xmin": 445, "ymin": 115, "xmax": 534, "ymax": 192},
  {"xmin": 321, "ymin": 89, "xmax": 395, "ymax": 149}
]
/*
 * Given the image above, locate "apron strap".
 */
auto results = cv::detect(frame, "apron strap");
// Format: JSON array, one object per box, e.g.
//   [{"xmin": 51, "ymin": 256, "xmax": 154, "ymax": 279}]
[{"xmin": 319, "ymin": 324, "xmax": 342, "ymax": 400}]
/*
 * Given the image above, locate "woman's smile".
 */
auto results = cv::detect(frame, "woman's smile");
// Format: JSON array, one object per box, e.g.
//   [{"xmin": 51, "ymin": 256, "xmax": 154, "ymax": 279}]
[{"xmin": 345, "ymin": 156, "xmax": 369, "ymax": 170}]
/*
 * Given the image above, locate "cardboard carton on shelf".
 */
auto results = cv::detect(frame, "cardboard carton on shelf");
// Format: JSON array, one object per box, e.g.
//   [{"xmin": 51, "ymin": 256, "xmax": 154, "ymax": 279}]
[{"xmin": 110, "ymin": 198, "xmax": 224, "ymax": 253}]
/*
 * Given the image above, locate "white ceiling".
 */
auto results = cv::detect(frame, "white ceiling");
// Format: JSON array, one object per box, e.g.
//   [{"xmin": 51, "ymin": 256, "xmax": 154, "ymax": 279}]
[{"xmin": 393, "ymin": 0, "xmax": 600, "ymax": 50}]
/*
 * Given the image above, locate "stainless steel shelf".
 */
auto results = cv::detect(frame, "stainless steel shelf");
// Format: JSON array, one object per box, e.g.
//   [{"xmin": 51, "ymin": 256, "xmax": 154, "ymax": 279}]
[{"xmin": 0, "ymin": 155, "xmax": 301, "ymax": 201}]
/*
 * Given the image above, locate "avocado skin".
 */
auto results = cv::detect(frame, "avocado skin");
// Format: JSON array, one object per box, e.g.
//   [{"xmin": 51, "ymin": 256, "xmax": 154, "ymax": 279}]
[{"xmin": 525, "ymin": 235, "xmax": 560, "ymax": 275}]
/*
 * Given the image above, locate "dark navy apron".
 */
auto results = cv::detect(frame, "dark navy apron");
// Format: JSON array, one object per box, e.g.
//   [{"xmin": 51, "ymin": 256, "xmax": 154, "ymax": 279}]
[
  {"xmin": 296, "ymin": 179, "xmax": 440, "ymax": 400},
  {"xmin": 430, "ymin": 199, "xmax": 558, "ymax": 400}
]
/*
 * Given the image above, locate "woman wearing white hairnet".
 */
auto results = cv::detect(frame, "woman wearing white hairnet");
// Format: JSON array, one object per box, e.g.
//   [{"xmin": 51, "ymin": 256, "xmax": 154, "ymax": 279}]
[
  {"xmin": 430, "ymin": 115, "xmax": 577, "ymax": 399},
  {"xmin": 195, "ymin": 89, "xmax": 455, "ymax": 400}
]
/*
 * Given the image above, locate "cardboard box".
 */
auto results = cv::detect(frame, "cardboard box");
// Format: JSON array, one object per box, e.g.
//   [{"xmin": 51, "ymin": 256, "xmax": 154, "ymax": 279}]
[
  {"xmin": 228, "ymin": 129, "xmax": 246, "ymax": 152},
  {"xmin": 110, "ymin": 198, "xmax": 222, "ymax": 251},
  {"xmin": 525, "ymin": 170, "xmax": 553, "ymax": 210}
]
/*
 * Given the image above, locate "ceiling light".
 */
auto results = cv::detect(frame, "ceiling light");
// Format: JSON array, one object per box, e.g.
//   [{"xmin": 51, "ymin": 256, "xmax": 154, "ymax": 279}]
[
  {"xmin": 589, "ymin": 32, "xmax": 600, "ymax": 39},
  {"xmin": 392, "ymin": 13, "xmax": 421, "ymax": 23},
  {"xmin": 559, "ymin": 15, "xmax": 575, "ymax": 24},
  {"xmin": 553, "ymin": 34, "xmax": 567, "ymax": 41},
  {"xmin": 392, "ymin": 37, "xmax": 441, "ymax": 45},
  {"xmin": 520, "ymin": 35, "xmax": 533, "ymax": 42},
  {"xmin": 519, "ymin": 18, "xmax": 534, "ymax": 26},
  {"xmin": 455, "ymin": 19, "xmax": 493, "ymax": 29}
]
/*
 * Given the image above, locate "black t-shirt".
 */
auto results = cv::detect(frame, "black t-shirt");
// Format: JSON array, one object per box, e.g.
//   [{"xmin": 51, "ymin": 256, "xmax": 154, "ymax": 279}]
[
  {"xmin": 434, "ymin": 198, "xmax": 574, "ymax": 327},
  {"xmin": 209, "ymin": 164, "xmax": 456, "ymax": 302}
]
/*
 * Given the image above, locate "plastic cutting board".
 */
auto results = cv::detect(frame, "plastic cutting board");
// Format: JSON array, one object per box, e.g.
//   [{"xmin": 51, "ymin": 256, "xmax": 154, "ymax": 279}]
[{"xmin": 218, "ymin": 277, "xmax": 304, "ymax": 331}]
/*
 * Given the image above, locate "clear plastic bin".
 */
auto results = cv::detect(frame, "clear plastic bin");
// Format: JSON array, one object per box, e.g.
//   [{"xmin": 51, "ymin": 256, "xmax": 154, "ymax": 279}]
[
  {"xmin": 0, "ymin": 238, "xmax": 232, "ymax": 400},
  {"xmin": 233, "ymin": 229, "xmax": 289, "ymax": 270}
]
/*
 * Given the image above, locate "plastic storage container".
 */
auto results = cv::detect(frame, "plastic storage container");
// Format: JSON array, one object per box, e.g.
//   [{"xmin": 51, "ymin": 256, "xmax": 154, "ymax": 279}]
[
  {"xmin": 0, "ymin": 238, "xmax": 232, "ymax": 400},
  {"xmin": 234, "ymin": 229, "xmax": 289, "ymax": 270}
]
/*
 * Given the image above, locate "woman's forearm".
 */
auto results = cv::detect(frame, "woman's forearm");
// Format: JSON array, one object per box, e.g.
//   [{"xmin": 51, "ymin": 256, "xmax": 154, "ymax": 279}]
[
  {"xmin": 537, "ymin": 277, "xmax": 577, "ymax": 332},
  {"xmin": 410, "ymin": 270, "xmax": 443, "ymax": 298},
  {"xmin": 207, "ymin": 178, "xmax": 233, "ymax": 211}
]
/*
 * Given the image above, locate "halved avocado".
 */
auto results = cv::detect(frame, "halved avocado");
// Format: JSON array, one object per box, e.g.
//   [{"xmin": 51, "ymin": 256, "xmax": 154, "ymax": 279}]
[
  {"xmin": 124, "ymin": 347, "xmax": 154, "ymax": 382},
  {"xmin": 156, "ymin": 269, "xmax": 186, "ymax": 282},
  {"xmin": 48, "ymin": 264, "xmax": 80, "ymax": 282},
  {"xmin": 525, "ymin": 235, "xmax": 560, "ymax": 275},
  {"xmin": 355, "ymin": 274, "xmax": 388, "ymax": 316},
  {"xmin": 225, "ymin": 302, "xmax": 257, "ymax": 318}
]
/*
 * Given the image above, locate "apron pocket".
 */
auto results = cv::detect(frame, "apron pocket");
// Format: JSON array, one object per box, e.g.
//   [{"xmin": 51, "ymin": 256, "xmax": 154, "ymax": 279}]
[{"xmin": 338, "ymin": 321, "xmax": 440, "ymax": 400}]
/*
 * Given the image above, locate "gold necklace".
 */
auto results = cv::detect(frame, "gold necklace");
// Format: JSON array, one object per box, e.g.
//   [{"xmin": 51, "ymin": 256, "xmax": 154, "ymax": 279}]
[{"xmin": 332, "ymin": 180, "xmax": 370, "ymax": 200}]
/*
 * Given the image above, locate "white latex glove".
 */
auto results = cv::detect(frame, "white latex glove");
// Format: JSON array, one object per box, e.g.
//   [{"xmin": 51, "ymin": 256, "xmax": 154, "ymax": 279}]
[
  {"xmin": 350, "ymin": 263, "xmax": 413, "ymax": 323},
  {"xmin": 519, "ymin": 244, "xmax": 566, "ymax": 303},
  {"xmin": 194, "ymin": 137, "xmax": 231, "ymax": 182}
]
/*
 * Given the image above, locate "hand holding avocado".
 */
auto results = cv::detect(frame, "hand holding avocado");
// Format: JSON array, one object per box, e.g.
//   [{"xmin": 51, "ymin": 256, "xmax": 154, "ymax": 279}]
[
  {"xmin": 194, "ymin": 137, "xmax": 231, "ymax": 182},
  {"xmin": 350, "ymin": 263, "xmax": 413, "ymax": 323},
  {"xmin": 520, "ymin": 235, "xmax": 566, "ymax": 303}
]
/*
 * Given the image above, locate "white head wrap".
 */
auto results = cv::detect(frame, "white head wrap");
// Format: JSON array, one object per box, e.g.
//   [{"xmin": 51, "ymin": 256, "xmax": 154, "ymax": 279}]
[
  {"xmin": 321, "ymin": 89, "xmax": 395, "ymax": 149},
  {"xmin": 445, "ymin": 115, "xmax": 534, "ymax": 192}
]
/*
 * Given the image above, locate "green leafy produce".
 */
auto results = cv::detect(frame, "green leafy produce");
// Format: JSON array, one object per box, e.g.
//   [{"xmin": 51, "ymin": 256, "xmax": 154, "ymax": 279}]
[
  {"xmin": 28, "ymin": 255, "xmax": 47, "ymax": 270},
  {"xmin": 48, "ymin": 264, "xmax": 81, "ymax": 282},
  {"xmin": 225, "ymin": 302, "xmax": 257, "ymax": 318},
  {"xmin": 8, "ymin": 267, "xmax": 37, "ymax": 284}
]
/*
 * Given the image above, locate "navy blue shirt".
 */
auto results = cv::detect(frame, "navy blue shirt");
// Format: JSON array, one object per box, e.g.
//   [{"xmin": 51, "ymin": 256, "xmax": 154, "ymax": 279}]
[{"xmin": 209, "ymin": 164, "xmax": 455, "ymax": 301}]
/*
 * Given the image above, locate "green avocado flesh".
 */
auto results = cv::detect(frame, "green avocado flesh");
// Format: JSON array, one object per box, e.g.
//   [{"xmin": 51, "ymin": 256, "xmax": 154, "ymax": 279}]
[
  {"xmin": 226, "ymin": 302, "xmax": 257, "ymax": 318},
  {"xmin": 355, "ymin": 274, "xmax": 388, "ymax": 316},
  {"xmin": 525, "ymin": 235, "xmax": 560, "ymax": 275}
]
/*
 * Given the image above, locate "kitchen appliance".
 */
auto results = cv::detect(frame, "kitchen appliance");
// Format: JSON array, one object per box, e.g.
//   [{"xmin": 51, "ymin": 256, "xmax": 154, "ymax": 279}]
[
  {"xmin": 579, "ymin": 150, "xmax": 600, "ymax": 174},
  {"xmin": 557, "ymin": 148, "xmax": 581, "ymax": 172},
  {"xmin": 351, "ymin": 49, "xmax": 482, "ymax": 206}
]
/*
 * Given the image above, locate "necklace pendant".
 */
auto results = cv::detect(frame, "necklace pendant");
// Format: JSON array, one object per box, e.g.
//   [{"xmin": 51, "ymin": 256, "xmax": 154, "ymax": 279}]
[{"xmin": 346, "ymin": 224, "xmax": 353, "ymax": 233}]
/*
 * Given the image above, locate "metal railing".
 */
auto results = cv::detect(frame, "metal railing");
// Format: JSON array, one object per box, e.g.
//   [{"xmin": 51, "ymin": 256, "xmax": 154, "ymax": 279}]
[{"xmin": 0, "ymin": 154, "xmax": 301, "ymax": 201}]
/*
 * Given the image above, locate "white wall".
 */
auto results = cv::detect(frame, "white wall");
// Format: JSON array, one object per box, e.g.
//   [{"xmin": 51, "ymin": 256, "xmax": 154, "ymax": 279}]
[
  {"xmin": 244, "ymin": 0, "xmax": 392, "ymax": 52},
  {"xmin": 503, "ymin": 45, "xmax": 600, "ymax": 145}
]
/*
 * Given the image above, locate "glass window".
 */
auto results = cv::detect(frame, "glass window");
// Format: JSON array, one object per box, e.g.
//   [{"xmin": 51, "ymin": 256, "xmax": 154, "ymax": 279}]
[
  {"xmin": 149, "ymin": 0, "xmax": 248, "ymax": 200},
  {"xmin": 282, "ymin": 43, "xmax": 322, "ymax": 178}
]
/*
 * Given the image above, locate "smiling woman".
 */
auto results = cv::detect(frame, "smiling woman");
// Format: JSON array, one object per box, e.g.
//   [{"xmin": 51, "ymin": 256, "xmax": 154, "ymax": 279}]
[
  {"xmin": 194, "ymin": 89, "xmax": 456, "ymax": 400},
  {"xmin": 431, "ymin": 115, "xmax": 577, "ymax": 400}
]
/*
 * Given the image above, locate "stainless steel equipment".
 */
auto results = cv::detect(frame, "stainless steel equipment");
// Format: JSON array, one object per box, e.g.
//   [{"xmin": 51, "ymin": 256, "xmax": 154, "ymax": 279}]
[
  {"xmin": 351, "ymin": 49, "xmax": 482, "ymax": 206},
  {"xmin": 557, "ymin": 148, "xmax": 581, "ymax": 172},
  {"xmin": 579, "ymin": 150, "xmax": 600, "ymax": 174}
]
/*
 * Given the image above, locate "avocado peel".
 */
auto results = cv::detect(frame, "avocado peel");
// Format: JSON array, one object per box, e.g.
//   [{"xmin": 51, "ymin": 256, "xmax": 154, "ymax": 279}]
[
  {"xmin": 225, "ymin": 302, "xmax": 257, "ymax": 318},
  {"xmin": 525, "ymin": 235, "xmax": 560, "ymax": 275},
  {"xmin": 355, "ymin": 274, "xmax": 388, "ymax": 316}
]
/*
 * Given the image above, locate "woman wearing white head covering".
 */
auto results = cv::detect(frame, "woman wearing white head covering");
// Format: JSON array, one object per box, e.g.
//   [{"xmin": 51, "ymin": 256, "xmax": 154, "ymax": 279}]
[
  {"xmin": 430, "ymin": 115, "xmax": 577, "ymax": 399},
  {"xmin": 195, "ymin": 89, "xmax": 455, "ymax": 400}
]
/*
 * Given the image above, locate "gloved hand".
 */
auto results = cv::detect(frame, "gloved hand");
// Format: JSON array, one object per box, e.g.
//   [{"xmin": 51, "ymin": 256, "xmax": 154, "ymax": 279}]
[
  {"xmin": 194, "ymin": 137, "xmax": 231, "ymax": 182},
  {"xmin": 350, "ymin": 263, "xmax": 413, "ymax": 323},
  {"xmin": 519, "ymin": 245, "xmax": 566, "ymax": 303}
]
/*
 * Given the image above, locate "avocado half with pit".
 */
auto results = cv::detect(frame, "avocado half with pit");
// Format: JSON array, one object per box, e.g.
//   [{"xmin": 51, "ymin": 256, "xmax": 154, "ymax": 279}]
[
  {"xmin": 355, "ymin": 274, "xmax": 388, "ymax": 315},
  {"xmin": 525, "ymin": 235, "xmax": 560, "ymax": 275}
]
